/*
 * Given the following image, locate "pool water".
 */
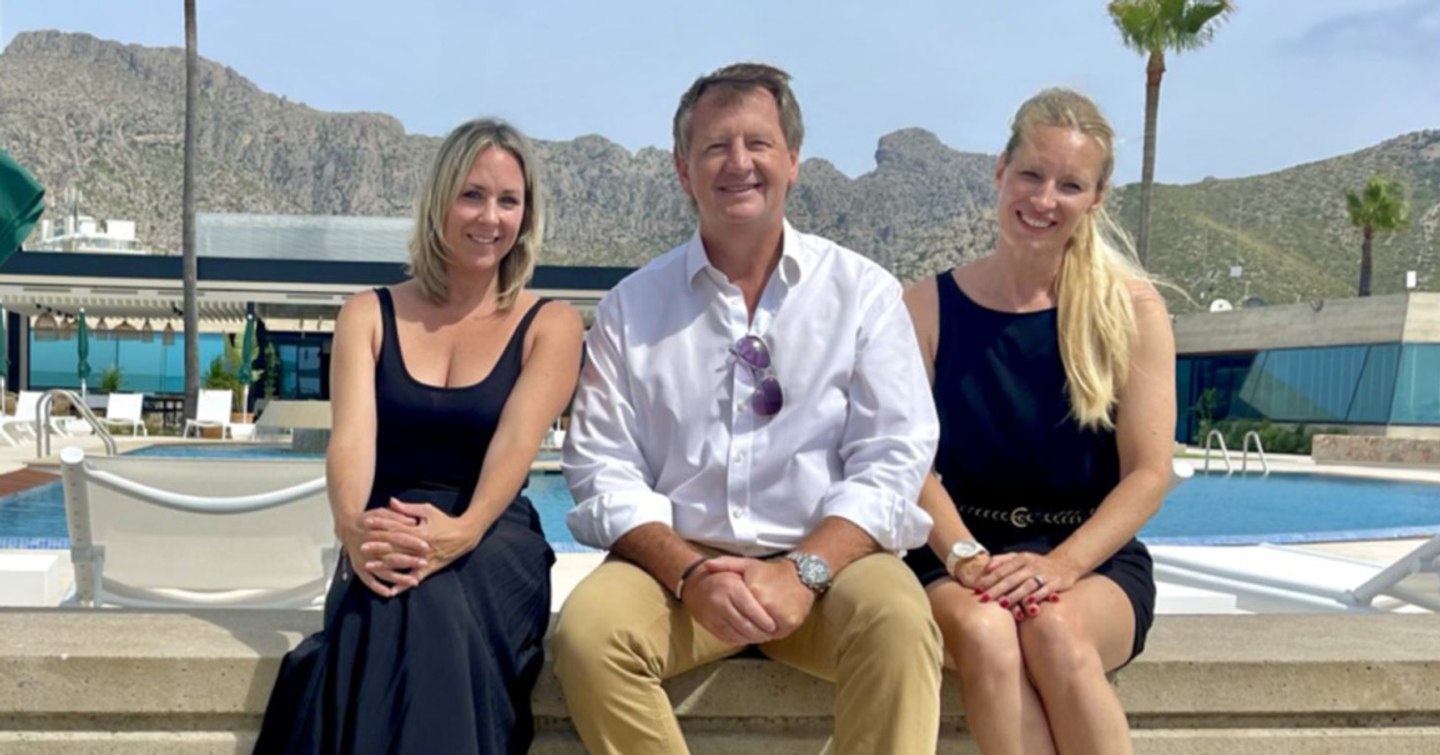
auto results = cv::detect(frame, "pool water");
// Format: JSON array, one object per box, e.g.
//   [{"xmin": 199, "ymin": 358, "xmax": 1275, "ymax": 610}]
[
  {"xmin": 1141, "ymin": 472, "xmax": 1440, "ymax": 545},
  {"xmin": 0, "ymin": 470, "xmax": 588, "ymax": 551},
  {"xmin": 2, "ymin": 451, "xmax": 1437, "ymax": 549}
]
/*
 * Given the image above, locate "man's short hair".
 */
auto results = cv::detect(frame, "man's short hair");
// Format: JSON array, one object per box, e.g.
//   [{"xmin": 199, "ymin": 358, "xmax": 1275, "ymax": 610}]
[{"xmin": 672, "ymin": 62, "xmax": 805, "ymax": 158}]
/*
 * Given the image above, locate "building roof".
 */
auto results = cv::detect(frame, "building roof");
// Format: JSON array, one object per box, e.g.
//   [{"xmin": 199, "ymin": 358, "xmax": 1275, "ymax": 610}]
[{"xmin": 0, "ymin": 249, "xmax": 632, "ymax": 325}]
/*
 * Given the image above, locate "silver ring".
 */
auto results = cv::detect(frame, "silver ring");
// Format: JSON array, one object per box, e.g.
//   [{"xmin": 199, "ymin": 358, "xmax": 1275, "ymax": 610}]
[{"xmin": 1033, "ymin": 575, "xmax": 1046, "ymax": 588}]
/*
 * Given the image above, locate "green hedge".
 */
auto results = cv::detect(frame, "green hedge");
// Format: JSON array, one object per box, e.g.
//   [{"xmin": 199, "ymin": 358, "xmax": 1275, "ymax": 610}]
[{"xmin": 1195, "ymin": 419, "xmax": 1346, "ymax": 455}]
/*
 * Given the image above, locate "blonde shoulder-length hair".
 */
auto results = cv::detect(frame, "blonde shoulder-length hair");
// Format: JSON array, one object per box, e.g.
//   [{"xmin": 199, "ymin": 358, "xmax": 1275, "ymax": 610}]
[
  {"xmin": 406, "ymin": 118, "xmax": 545, "ymax": 310},
  {"xmin": 1004, "ymin": 88, "xmax": 1152, "ymax": 431}
]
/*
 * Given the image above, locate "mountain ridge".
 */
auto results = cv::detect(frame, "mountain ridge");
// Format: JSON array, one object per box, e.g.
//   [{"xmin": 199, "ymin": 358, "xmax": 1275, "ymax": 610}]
[{"xmin": 4, "ymin": 30, "xmax": 1437, "ymax": 308}]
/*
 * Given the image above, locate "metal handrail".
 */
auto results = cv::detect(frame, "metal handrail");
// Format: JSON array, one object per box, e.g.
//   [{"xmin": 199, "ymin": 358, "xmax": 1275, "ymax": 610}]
[
  {"xmin": 1241, "ymin": 430, "xmax": 1269, "ymax": 475},
  {"xmin": 1202, "ymin": 428, "xmax": 1233, "ymax": 474},
  {"xmin": 36, "ymin": 389, "xmax": 118, "ymax": 458}
]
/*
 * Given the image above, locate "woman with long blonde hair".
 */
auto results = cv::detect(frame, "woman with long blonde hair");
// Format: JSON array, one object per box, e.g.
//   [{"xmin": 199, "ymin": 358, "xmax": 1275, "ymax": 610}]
[
  {"xmin": 255, "ymin": 118, "xmax": 583, "ymax": 754},
  {"xmin": 903, "ymin": 88, "xmax": 1175, "ymax": 754}
]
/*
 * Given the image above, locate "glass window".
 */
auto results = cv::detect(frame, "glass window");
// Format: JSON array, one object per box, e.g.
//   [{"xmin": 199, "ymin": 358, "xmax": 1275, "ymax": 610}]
[
  {"xmin": 1347, "ymin": 344, "xmax": 1400, "ymax": 423},
  {"xmin": 1238, "ymin": 345, "xmax": 1370, "ymax": 422},
  {"xmin": 29, "ymin": 330, "xmax": 225, "ymax": 395},
  {"xmin": 1392, "ymin": 345, "xmax": 1440, "ymax": 425},
  {"xmin": 1175, "ymin": 353, "xmax": 1256, "ymax": 442}
]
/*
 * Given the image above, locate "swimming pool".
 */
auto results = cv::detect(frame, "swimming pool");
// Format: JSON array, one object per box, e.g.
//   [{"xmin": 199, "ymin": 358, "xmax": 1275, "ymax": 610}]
[
  {"xmin": 1, "ymin": 462, "xmax": 1436, "ymax": 550},
  {"xmin": 1142, "ymin": 472, "xmax": 1440, "ymax": 545}
]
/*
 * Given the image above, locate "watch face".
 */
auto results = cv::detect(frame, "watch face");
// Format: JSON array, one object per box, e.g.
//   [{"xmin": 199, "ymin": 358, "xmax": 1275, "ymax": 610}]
[
  {"xmin": 788, "ymin": 553, "xmax": 831, "ymax": 592},
  {"xmin": 952, "ymin": 540, "xmax": 982, "ymax": 559}
]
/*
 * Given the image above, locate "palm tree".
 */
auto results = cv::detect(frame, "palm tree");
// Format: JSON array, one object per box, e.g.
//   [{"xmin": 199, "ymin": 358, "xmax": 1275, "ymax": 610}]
[
  {"xmin": 1108, "ymin": 0, "xmax": 1235, "ymax": 267},
  {"xmin": 1346, "ymin": 176, "xmax": 1409, "ymax": 297},
  {"xmin": 182, "ymin": 0, "xmax": 200, "ymax": 418}
]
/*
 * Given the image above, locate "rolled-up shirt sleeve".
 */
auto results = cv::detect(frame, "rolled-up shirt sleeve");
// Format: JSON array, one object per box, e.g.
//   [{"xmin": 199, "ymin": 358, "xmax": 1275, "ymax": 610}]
[
  {"xmin": 817, "ymin": 274, "xmax": 938, "ymax": 552},
  {"xmin": 562, "ymin": 295, "xmax": 673, "ymax": 549}
]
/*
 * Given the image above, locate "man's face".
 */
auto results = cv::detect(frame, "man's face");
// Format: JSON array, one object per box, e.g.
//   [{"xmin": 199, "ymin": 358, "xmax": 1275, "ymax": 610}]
[{"xmin": 675, "ymin": 87, "xmax": 799, "ymax": 235}]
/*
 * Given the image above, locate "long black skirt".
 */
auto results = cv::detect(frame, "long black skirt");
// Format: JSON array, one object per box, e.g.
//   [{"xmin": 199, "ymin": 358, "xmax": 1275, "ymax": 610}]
[{"xmin": 254, "ymin": 490, "xmax": 554, "ymax": 755}]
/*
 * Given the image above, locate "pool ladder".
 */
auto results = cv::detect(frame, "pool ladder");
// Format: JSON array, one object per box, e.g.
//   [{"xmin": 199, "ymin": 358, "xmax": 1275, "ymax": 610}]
[
  {"xmin": 35, "ymin": 389, "xmax": 118, "ymax": 458},
  {"xmin": 1202, "ymin": 429, "xmax": 1269, "ymax": 475}
]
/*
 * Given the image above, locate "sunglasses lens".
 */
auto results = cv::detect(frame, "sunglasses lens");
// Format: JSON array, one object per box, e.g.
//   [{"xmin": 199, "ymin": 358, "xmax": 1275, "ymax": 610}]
[
  {"xmin": 734, "ymin": 335, "xmax": 771, "ymax": 370},
  {"xmin": 753, "ymin": 376, "xmax": 784, "ymax": 416}
]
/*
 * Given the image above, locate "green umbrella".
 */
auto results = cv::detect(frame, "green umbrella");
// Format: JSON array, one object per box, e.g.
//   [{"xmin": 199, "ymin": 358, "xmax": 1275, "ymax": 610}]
[
  {"xmin": 77, "ymin": 309, "xmax": 91, "ymax": 398},
  {"xmin": 237, "ymin": 313, "xmax": 257, "ymax": 418},
  {"xmin": 0, "ymin": 148, "xmax": 45, "ymax": 265}
]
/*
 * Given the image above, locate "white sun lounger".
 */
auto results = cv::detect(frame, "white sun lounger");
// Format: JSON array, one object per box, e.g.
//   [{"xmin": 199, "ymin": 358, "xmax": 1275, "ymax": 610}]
[
  {"xmin": 182, "ymin": 389, "xmax": 236, "ymax": 438},
  {"xmin": 1151, "ymin": 536, "xmax": 1440, "ymax": 614},
  {"xmin": 99, "ymin": 392, "xmax": 147, "ymax": 436},
  {"xmin": 0, "ymin": 391, "xmax": 45, "ymax": 445},
  {"xmin": 60, "ymin": 446, "xmax": 336, "ymax": 608}
]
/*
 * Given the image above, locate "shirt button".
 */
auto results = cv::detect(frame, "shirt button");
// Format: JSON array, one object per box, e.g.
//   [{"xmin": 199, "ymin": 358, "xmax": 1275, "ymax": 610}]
[
  {"xmin": 731, "ymin": 508, "xmax": 743, "ymax": 519},
  {"xmin": 733, "ymin": 451, "xmax": 745, "ymax": 463},
  {"xmin": 737, "ymin": 400, "xmax": 749, "ymax": 413}
]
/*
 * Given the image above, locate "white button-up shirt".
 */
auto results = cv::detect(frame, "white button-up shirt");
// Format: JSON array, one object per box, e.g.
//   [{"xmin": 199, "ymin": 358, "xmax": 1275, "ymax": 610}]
[{"xmin": 563, "ymin": 221, "xmax": 938, "ymax": 556}]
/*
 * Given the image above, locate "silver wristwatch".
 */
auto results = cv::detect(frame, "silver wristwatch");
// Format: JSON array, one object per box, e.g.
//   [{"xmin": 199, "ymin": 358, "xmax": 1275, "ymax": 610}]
[
  {"xmin": 945, "ymin": 539, "xmax": 988, "ymax": 575},
  {"xmin": 784, "ymin": 551, "xmax": 833, "ymax": 595}
]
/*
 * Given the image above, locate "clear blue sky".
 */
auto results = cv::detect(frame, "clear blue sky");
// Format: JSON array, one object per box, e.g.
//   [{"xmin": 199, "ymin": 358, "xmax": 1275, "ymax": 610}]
[{"xmin": 4, "ymin": 0, "xmax": 1437, "ymax": 184}]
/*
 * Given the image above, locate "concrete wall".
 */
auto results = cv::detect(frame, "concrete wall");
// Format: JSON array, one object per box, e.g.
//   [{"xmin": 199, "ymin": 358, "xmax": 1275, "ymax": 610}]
[
  {"xmin": 1174, "ymin": 294, "xmax": 1422, "ymax": 355},
  {"xmin": 1402, "ymin": 293, "xmax": 1440, "ymax": 343},
  {"xmin": 1, "ymin": 610, "xmax": 1437, "ymax": 754}
]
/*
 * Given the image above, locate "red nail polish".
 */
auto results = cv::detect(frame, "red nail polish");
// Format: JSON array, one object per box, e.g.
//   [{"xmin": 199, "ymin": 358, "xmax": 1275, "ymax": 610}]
[
  {"xmin": 999, "ymin": 598, "xmax": 1009, "ymax": 608},
  {"xmin": 1051, "ymin": 594, "xmax": 1061, "ymax": 603},
  {"xmin": 973, "ymin": 588, "xmax": 983, "ymax": 595},
  {"xmin": 980, "ymin": 594, "xmax": 991, "ymax": 603},
  {"xmin": 1026, "ymin": 596, "xmax": 1036, "ymax": 604},
  {"xmin": 1028, "ymin": 605, "xmax": 1038, "ymax": 616}
]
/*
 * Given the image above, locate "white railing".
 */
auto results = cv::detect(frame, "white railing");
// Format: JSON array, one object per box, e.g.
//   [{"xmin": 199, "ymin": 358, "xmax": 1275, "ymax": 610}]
[
  {"xmin": 36, "ymin": 389, "xmax": 117, "ymax": 458},
  {"xmin": 1202, "ymin": 428, "xmax": 1233, "ymax": 474},
  {"xmin": 1240, "ymin": 430, "xmax": 1270, "ymax": 475}
]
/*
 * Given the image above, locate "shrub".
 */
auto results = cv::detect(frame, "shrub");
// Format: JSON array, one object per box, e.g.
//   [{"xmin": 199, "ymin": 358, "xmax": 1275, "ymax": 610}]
[
  {"xmin": 1196, "ymin": 418, "xmax": 1347, "ymax": 456},
  {"xmin": 99, "ymin": 364, "xmax": 124, "ymax": 393},
  {"xmin": 263, "ymin": 342, "xmax": 281, "ymax": 399}
]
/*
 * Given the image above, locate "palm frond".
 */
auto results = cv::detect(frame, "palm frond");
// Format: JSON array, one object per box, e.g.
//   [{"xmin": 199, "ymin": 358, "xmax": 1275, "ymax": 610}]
[{"xmin": 1108, "ymin": 0, "xmax": 1235, "ymax": 54}]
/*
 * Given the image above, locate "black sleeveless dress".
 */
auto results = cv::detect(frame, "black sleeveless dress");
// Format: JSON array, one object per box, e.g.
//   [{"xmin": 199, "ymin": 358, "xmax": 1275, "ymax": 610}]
[
  {"xmin": 254, "ymin": 288, "xmax": 556, "ymax": 754},
  {"xmin": 904, "ymin": 272, "xmax": 1155, "ymax": 662}
]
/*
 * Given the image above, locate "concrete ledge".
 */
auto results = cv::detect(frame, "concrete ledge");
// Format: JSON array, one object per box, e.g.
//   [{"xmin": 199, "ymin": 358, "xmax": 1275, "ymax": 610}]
[
  {"xmin": 0, "ymin": 610, "xmax": 1437, "ymax": 753},
  {"xmin": 1313, "ymin": 434, "xmax": 1440, "ymax": 468}
]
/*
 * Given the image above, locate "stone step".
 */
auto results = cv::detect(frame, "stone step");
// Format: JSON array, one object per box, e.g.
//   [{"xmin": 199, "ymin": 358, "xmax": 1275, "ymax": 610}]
[{"xmin": 0, "ymin": 610, "xmax": 1435, "ymax": 753}]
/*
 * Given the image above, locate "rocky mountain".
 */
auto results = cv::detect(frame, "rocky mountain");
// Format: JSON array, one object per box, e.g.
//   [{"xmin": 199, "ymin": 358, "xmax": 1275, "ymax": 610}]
[
  {"xmin": 1109, "ymin": 131, "xmax": 1440, "ymax": 307},
  {"xmin": 3, "ymin": 31, "xmax": 1437, "ymax": 310}
]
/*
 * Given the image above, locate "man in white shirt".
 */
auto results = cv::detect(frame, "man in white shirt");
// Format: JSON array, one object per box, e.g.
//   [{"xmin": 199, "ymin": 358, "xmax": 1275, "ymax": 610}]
[{"xmin": 555, "ymin": 62, "xmax": 942, "ymax": 755}]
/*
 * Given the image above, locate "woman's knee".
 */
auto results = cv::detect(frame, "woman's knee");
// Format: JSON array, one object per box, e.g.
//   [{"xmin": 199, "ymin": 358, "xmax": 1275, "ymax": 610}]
[
  {"xmin": 938, "ymin": 604, "xmax": 1023, "ymax": 677},
  {"xmin": 1016, "ymin": 607, "xmax": 1104, "ymax": 686}
]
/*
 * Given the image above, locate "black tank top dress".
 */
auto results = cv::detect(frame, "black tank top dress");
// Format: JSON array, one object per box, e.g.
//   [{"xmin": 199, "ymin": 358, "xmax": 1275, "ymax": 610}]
[
  {"xmin": 903, "ymin": 272, "xmax": 1155, "ymax": 663},
  {"xmin": 255, "ymin": 288, "xmax": 557, "ymax": 754}
]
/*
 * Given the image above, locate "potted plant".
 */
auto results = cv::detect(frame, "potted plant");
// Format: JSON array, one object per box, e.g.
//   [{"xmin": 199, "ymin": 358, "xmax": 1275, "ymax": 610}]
[{"xmin": 99, "ymin": 364, "xmax": 124, "ymax": 394}]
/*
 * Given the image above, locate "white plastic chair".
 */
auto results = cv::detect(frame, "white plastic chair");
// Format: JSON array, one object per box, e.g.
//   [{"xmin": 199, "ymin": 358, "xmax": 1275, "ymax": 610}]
[
  {"xmin": 100, "ymin": 393, "xmax": 148, "ymax": 436},
  {"xmin": 60, "ymin": 446, "xmax": 336, "ymax": 608},
  {"xmin": 182, "ymin": 389, "xmax": 235, "ymax": 438}
]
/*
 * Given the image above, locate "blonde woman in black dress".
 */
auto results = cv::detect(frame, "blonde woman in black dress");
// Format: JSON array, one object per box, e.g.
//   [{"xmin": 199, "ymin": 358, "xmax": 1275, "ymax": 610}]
[
  {"xmin": 903, "ymin": 89, "xmax": 1176, "ymax": 755},
  {"xmin": 256, "ymin": 118, "xmax": 583, "ymax": 754}
]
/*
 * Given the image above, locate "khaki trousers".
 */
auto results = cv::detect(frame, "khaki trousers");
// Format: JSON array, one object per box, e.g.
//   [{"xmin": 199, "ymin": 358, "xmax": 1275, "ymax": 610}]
[{"xmin": 552, "ymin": 552, "xmax": 942, "ymax": 755}]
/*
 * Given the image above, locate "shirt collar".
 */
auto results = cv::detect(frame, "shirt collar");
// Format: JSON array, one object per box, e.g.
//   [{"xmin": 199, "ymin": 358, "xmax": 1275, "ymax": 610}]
[{"xmin": 685, "ymin": 219, "xmax": 810, "ymax": 288}]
